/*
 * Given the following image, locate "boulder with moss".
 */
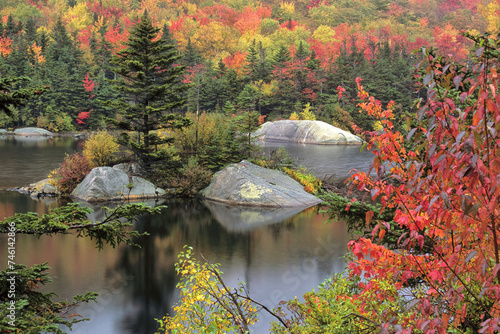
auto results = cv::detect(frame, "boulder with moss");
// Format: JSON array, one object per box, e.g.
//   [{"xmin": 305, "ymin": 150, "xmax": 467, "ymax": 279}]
[
  {"xmin": 253, "ymin": 120, "xmax": 362, "ymax": 145},
  {"xmin": 201, "ymin": 160, "xmax": 321, "ymax": 207}
]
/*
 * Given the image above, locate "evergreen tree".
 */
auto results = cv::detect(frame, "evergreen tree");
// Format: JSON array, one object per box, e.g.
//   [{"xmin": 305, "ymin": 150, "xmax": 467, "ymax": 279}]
[
  {"xmin": 273, "ymin": 45, "xmax": 290, "ymax": 83},
  {"xmin": 244, "ymin": 39, "xmax": 259, "ymax": 83},
  {"xmin": 107, "ymin": 12, "xmax": 191, "ymax": 173},
  {"xmin": 5, "ymin": 14, "xmax": 16, "ymax": 37},
  {"xmin": 161, "ymin": 24, "xmax": 177, "ymax": 50},
  {"xmin": 183, "ymin": 38, "xmax": 202, "ymax": 66}
]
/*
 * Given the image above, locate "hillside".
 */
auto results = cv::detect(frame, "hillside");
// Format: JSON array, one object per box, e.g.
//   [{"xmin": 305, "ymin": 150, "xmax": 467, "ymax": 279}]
[{"xmin": 0, "ymin": 0, "xmax": 497, "ymax": 131}]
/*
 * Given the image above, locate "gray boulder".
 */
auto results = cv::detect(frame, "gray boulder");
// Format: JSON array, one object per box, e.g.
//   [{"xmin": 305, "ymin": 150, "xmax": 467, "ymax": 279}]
[
  {"xmin": 71, "ymin": 167, "xmax": 165, "ymax": 202},
  {"xmin": 14, "ymin": 127, "xmax": 53, "ymax": 136},
  {"xmin": 201, "ymin": 160, "xmax": 322, "ymax": 207},
  {"xmin": 253, "ymin": 120, "xmax": 362, "ymax": 145}
]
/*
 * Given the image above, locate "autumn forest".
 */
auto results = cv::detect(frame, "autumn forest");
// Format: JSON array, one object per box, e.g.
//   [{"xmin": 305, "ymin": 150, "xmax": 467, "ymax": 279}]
[{"xmin": 0, "ymin": 0, "xmax": 498, "ymax": 132}]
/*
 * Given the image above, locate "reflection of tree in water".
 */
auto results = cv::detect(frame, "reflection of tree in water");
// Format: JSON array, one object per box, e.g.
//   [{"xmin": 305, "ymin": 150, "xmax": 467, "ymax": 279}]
[
  {"xmin": 108, "ymin": 199, "xmax": 345, "ymax": 333},
  {"xmin": 114, "ymin": 199, "xmax": 251, "ymax": 333}
]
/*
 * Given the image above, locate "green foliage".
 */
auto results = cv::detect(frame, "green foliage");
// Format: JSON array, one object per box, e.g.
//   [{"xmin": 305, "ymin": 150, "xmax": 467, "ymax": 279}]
[
  {"xmin": 233, "ymin": 109, "xmax": 260, "ymax": 156},
  {"xmin": 82, "ymin": 130, "xmax": 120, "ymax": 168},
  {"xmin": 0, "ymin": 202, "xmax": 161, "ymax": 248},
  {"xmin": 107, "ymin": 12, "xmax": 191, "ymax": 172},
  {"xmin": 50, "ymin": 152, "xmax": 91, "ymax": 195},
  {"xmin": 0, "ymin": 203, "xmax": 163, "ymax": 332},
  {"xmin": 155, "ymin": 246, "xmax": 258, "ymax": 334},
  {"xmin": 0, "ymin": 263, "xmax": 98, "ymax": 334},
  {"xmin": 320, "ymin": 192, "xmax": 405, "ymax": 247},
  {"xmin": 0, "ymin": 76, "xmax": 47, "ymax": 117},
  {"xmin": 172, "ymin": 112, "xmax": 248, "ymax": 171},
  {"xmin": 252, "ymin": 146, "xmax": 297, "ymax": 171},
  {"xmin": 270, "ymin": 267, "xmax": 405, "ymax": 333}
]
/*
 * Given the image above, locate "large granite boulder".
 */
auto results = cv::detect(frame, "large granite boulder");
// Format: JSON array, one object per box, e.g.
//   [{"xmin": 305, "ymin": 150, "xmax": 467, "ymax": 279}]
[
  {"xmin": 14, "ymin": 127, "xmax": 53, "ymax": 136},
  {"xmin": 71, "ymin": 166, "xmax": 165, "ymax": 202},
  {"xmin": 253, "ymin": 120, "xmax": 362, "ymax": 145},
  {"xmin": 201, "ymin": 160, "xmax": 322, "ymax": 207}
]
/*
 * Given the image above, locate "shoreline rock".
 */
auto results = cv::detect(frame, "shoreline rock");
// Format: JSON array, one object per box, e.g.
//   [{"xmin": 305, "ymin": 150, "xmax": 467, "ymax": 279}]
[
  {"xmin": 201, "ymin": 160, "xmax": 322, "ymax": 207},
  {"xmin": 253, "ymin": 120, "xmax": 363, "ymax": 145},
  {"xmin": 71, "ymin": 166, "xmax": 166, "ymax": 202}
]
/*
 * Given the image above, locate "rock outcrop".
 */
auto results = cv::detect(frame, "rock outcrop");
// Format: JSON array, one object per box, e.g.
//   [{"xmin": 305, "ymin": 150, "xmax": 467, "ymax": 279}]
[
  {"xmin": 253, "ymin": 120, "xmax": 362, "ymax": 145},
  {"xmin": 201, "ymin": 160, "xmax": 322, "ymax": 207},
  {"xmin": 13, "ymin": 127, "xmax": 53, "ymax": 136},
  {"xmin": 15, "ymin": 178, "xmax": 59, "ymax": 197},
  {"xmin": 71, "ymin": 166, "xmax": 165, "ymax": 202}
]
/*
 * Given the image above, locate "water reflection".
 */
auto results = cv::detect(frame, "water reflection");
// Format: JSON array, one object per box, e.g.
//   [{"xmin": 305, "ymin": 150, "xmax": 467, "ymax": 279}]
[
  {"xmin": 0, "ymin": 135, "xmax": 80, "ymax": 189},
  {"xmin": 203, "ymin": 199, "xmax": 310, "ymax": 232},
  {"xmin": 0, "ymin": 198, "xmax": 348, "ymax": 333},
  {"xmin": 0, "ymin": 137, "xmax": 355, "ymax": 333},
  {"xmin": 261, "ymin": 141, "xmax": 374, "ymax": 182}
]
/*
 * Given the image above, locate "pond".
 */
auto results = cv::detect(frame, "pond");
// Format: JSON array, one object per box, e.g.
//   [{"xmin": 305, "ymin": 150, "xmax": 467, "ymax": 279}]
[{"xmin": 0, "ymin": 135, "xmax": 373, "ymax": 333}]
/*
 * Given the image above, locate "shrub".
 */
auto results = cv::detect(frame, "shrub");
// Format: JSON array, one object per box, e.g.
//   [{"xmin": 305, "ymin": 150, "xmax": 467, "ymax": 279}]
[
  {"xmin": 172, "ymin": 112, "xmax": 247, "ymax": 171},
  {"xmin": 253, "ymin": 146, "xmax": 296, "ymax": 170},
  {"xmin": 52, "ymin": 152, "xmax": 91, "ymax": 194},
  {"xmin": 155, "ymin": 247, "xmax": 258, "ymax": 334},
  {"xmin": 299, "ymin": 103, "xmax": 316, "ymax": 120},
  {"xmin": 82, "ymin": 131, "xmax": 120, "ymax": 168},
  {"xmin": 289, "ymin": 111, "xmax": 300, "ymax": 120},
  {"xmin": 171, "ymin": 157, "xmax": 213, "ymax": 197},
  {"xmin": 283, "ymin": 166, "xmax": 322, "ymax": 194}
]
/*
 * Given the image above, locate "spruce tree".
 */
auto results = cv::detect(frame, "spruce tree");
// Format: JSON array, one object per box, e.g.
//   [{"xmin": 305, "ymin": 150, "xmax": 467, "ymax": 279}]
[{"xmin": 107, "ymin": 12, "xmax": 191, "ymax": 173}]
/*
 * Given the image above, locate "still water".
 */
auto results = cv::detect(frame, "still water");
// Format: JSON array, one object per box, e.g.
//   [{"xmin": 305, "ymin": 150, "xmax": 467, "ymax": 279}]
[{"xmin": 0, "ymin": 135, "xmax": 373, "ymax": 333}]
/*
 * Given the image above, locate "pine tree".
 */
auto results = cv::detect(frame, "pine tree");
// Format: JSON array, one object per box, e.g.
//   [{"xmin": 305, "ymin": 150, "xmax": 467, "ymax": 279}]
[
  {"xmin": 107, "ymin": 12, "xmax": 191, "ymax": 172},
  {"xmin": 273, "ymin": 45, "xmax": 290, "ymax": 83},
  {"xmin": 183, "ymin": 38, "xmax": 202, "ymax": 66}
]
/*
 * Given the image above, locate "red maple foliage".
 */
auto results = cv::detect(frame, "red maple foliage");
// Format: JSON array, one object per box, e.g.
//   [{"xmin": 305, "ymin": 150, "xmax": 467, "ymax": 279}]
[{"xmin": 342, "ymin": 42, "xmax": 500, "ymax": 333}]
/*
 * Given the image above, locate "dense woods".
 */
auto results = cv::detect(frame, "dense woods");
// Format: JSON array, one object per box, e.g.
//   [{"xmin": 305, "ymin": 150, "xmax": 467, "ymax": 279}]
[
  {"xmin": 0, "ymin": 0, "xmax": 496, "ymax": 132},
  {"xmin": 1, "ymin": 0, "xmax": 500, "ymax": 333}
]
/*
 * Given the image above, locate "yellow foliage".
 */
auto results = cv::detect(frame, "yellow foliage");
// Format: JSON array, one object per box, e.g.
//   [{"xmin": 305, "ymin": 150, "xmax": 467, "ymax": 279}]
[
  {"xmin": 172, "ymin": 19, "xmax": 200, "ymax": 50},
  {"xmin": 478, "ymin": 0, "xmax": 500, "ymax": 35},
  {"xmin": 181, "ymin": 2, "xmax": 198, "ymax": 16},
  {"xmin": 300, "ymin": 103, "xmax": 316, "ymax": 121},
  {"xmin": 65, "ymin": 2, "xmax": 92, "ymax": 34},
  {"xmin": 283, "ymin": 167, "xmax": 322, "ymax": 194},
  {"xmin": 312, "ymin": 25, "xmax": 336, "ymax": 44},
  {"xmin": 157, "ymin": 246, "xmax": 258, "ymax": 333},
  {"xmin": 270, "ymin": 25, "xmax": 309, "ymax": 49},
  {"xmin": 308, "ymin": 4, "xmax": 337, "ymax": 27},
  {"xmin": 280, "ymin": 1, "xmax": 295, "ymax": 14},
  {"xmin": 192, "ymin": 21, "xmax": 238, "ymax": 59},
  {"xmin": 373, "ymin": 120, "xmax": 384, "ymax": 132},
  {"xmin": 82, "ymin": 131, "xmax": 120, "ymax": 168},
  {"xmin": 289, "ymin": 112, "xmax": 300, "ymax": 120},
  {"xmin": 29, "ymin": 42, "xmax": 45, "ymax": 64},
  {"xmin": 237, "ymin": 32, "xmax": 272, "ymax": 52}
]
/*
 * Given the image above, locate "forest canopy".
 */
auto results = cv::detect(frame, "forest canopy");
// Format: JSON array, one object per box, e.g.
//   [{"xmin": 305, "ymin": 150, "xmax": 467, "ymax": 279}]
[{"xmin": 0, "ymin": 0, "xmax": 496, "ymax": 132}]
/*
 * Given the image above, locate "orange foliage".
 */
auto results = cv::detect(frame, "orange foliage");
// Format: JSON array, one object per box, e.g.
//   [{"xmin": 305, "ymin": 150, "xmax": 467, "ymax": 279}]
[
  {"xmin": 0, "ymin": 36, "xmax": 12, "ymax": 57},
  {"xmin": 235, "ymin": 7, "xmax": 263, "ymax": 34},
  {"xmin": 223, "ymin": 51, "xmax": 246, "ymax": 75},
  {"xmin": 105, "ymin": 24, "xmax": 129, "ymax": 53}
]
